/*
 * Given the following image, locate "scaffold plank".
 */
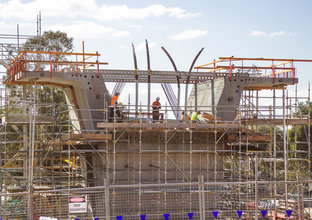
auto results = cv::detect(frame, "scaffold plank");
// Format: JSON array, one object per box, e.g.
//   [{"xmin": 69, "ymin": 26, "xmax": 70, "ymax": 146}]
[
  {"xmin": 3, "ymin": 115, "xmax": 55, "ymax": 124},
  {"xmin": 61, "ymin": 133, "xmax": 112, "ymax": 141},
  {"xmin": 97, "ymin": 121, "xmax": 243, "ymax": 130},
  {"xmin": 242, "ymin": 118, "xmax": 310, "ymax": 125}
]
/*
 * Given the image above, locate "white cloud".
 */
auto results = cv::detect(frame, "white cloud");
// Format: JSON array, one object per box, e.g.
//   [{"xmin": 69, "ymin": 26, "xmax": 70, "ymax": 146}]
[
  {"xmin": 46, "ymin": 21, "xmax": 130, "ymax": 39},
  {"xmin": 168, "ymin": 29, "xmax": 207, "ymax": 41},
  {"xmin": 269, "ymin": 31, "xmax": 286, "ymax": 38},
  {"xmin": 167, "ymin": 7, "xmax": 200, "ymax": 18},
  {"xmin": 136, "ymin": 41, "xmax": 157, "ymax": 52},
  {"xmin": 249, "ymin": 30, "xmax": 294, "ymax": 38},
  {"xmin": 250, "ymin": 30, "xmax": 267, "ymax": 37},
  {"xmin": 0, "ymin": 21, "xmax": 9, "ymax": 30},
  {"xmin": 128, "ymin": 24, "xmax": 144, "ymax": 33},
  {"xmin": 96, "ymin": 4, "xmax": 199, "ymax": 21},
  {"xmin": 0, "ymin": 20, "xmax": 35, "ymax": 36},
  {"xmin": 0, "ymin": 0, "xmax": 200, "ymax": 21},
  {"xmin": 287, "ymin": 32, "xmax": 297, "ymax": 36}
]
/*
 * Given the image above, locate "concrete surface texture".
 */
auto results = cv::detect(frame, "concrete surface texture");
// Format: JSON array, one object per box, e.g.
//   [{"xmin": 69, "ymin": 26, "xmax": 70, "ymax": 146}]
[
  {"xmin": 15, "ymin": 70, "xmax": 111, "ymax": 131},
  {"xmin": 187, "ymin": 76, "xmax": 297, "ymax": 121}
]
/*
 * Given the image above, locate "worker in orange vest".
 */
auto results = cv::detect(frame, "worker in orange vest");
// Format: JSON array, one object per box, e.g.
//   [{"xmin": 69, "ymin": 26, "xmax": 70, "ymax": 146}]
[
  {"xmin": 152, "ymin": 97, "xmax": 161, "ymax": 122},
  {"xmin": 109, "ymin": 92, "xmax": 121, "ymax": 122}
]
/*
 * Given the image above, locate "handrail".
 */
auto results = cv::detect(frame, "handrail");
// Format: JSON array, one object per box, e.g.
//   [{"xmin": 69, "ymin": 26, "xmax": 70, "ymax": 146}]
[{"xmin": 7, "ymin": 50, "xmax": 108, "ymax": 81}]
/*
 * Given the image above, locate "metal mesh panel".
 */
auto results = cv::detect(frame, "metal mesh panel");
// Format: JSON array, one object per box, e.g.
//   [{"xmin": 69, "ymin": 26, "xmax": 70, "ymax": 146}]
[
  {"xmin": 1, "ymin": 181, "xmax": 312, "ymax": 219},
  {"xmin": 109, "ymin": 184, "xmax": 199, "ymax": 220}
]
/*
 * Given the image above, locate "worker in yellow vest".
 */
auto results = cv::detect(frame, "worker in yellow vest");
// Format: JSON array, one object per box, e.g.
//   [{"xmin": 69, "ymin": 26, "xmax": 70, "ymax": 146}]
[{"xmin": 191, "ymin": 111, "xmax": 200, "ymax": 122}]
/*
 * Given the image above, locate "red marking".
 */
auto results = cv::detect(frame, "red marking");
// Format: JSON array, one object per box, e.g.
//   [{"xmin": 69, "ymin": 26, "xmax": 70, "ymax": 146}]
[{"xmin": 69, "ymin": 197, "xmax": 85, "ymax": 203}]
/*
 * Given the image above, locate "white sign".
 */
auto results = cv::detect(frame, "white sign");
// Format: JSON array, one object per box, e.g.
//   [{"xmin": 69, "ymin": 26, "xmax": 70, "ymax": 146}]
[
  {"xmin": 39, "ymin": 217, "xmax": 58, "ymax": 220},
  {"xmin": 69, "ymin": 196, "xmax": 87, "ymax": 213}
]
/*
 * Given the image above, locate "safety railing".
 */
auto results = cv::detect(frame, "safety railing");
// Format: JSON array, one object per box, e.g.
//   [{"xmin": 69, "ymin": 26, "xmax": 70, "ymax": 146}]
[
  {"xmin": 194, "ymin": 56, "xmax": 312, "ymax": 83},
  {"xmin": 7, "ymin": 50, "xmax": 108, "ymax": 81},
  {"xmin": 0, "ymin": 179, "xmax": 310, "ymax": 219}
]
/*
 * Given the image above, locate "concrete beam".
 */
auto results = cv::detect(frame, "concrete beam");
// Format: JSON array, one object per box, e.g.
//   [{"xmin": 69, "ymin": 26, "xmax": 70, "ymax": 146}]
[
  {"xmin": 11, "ymin": 70, "xmax": 110, "ymax": 131},
  {"xmin": 188, "ymin": 76, "xmax": 298, "ymax": 121}
]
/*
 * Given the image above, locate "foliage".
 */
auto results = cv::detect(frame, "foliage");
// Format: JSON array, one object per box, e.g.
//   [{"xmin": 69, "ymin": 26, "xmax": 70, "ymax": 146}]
[
  {"xmin": 256, "ymin": 126, "xmax": 285, "ymax": 180},
  {"xmin": 0, "ymin": 31, "xmax": 75, "ymax": 189},
  {"xmin": 289, "ymin": 101, "xmax": 312, "ymax": 144},
  {"xmin": 6, "ymin": 30, "xmax": 74, "ymax": 129},
  {"xmin": 23, "ymin": 30, "xmax": 73, "ymax": 53},
  {"xmin": 287, "ymin": 101, "xmax": 312, "ymax": 178},
  {"xmin": 23, "ymin": 30, "xmax": 74, "ymax": 71},
  {"xmin": 253, "ymin": 101, "xmax": 312, "ymax": 180}
]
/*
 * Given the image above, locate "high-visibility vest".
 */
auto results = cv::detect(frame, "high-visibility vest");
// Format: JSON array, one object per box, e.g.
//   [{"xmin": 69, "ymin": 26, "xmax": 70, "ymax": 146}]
[
  {"xmin": 152, "ymin": 101, "xmax": 161, "ymax": 109},
  {"xmin": 191, "ymin": 112, "xmax": 198, "ymax": 121},
  {"xmin": 110, "ymin": 95, "xmax": 118, "ymax": 107}
]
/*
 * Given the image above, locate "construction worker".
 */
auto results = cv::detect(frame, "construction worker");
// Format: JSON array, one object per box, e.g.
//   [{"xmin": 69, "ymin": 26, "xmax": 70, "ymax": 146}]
[
  {"xmin": 109, "ymin": 92, "xmax": 121, "ymax": 122},
  {"xmin": 181, "ymin": 111, "xmax": 190, "ymax": 122},
  {"xmin": 191, "ymin": 111, "xmax": 200, "ymax": 122},
  {"xmin": 152, "ymin": 97, "xmax": 161, "ymax": 122}
]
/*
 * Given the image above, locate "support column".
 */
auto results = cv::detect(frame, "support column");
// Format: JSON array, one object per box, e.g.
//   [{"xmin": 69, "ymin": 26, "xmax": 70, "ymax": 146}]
[
  {"xmin": 198, "ymin": 175, "xmax": 205, "ymax": 220},
  {"xmin": 135, "ymin": 73, "xmax": 139, "ymax": 114},
  {"xmin": 297, "ymin": 175, "xmax": 301, "ymax": 219},
  {"xmin": 28, "ymin": 83, "xmax": 36, "ymax": 220},
  {"xmin": 177, "ymin": 78, "xmax": 180, "ymax": 121},
  {"xmin": 273, "ymin": 89, "xmax": 277, "ymax": 215},
  {"xmin": 283, "ymin": 87, "xmax": 288, "ymax": 209},
  {"xmin": 211, "ymin": 78, "xmax": 215, "ymax": 115},
  {"xmin": 194, "ymin": 82, "xmax": 198, "ymax": 112},
  {"xmin": 308, "ymin": 82, "xmax": 311, "ymax": 178},
  {"xmin": 104, "ymin": 178, "xmax": 110, "ymax": 220},
  {"xmin": 255, "ymin": 154, "xmax": 258, "ymax": 220}
]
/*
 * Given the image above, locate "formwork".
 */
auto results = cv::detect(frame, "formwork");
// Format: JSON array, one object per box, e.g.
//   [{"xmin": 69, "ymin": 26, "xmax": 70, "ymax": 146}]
[{"xmin": 0, "ymin": 36, "xmax": 312, "ymax": 220}]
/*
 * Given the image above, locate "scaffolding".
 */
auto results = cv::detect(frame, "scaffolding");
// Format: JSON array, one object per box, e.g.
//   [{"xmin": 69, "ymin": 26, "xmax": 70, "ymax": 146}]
[{"xmin": 0, "ymin": 41, "xmax": 312, "ymax": 220}]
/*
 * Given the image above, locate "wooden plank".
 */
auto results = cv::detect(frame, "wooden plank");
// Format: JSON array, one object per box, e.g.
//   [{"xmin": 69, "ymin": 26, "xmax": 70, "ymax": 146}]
[
  {"xmin": 97, "ymin": 122, "xmax": 243, "ymax": 130},
  {"xmin": 61, "ymin": 133, "xmax": 112, "ymax": 141},
  {"xmin": 202, "ymin": 112, "xmax": 224, "ymax": 121},
  {"xmin": 228, "ymin": 134, "xmax": 269, "ymax": 142},
  {"xmin": 4, "ymin": 115, "xmax": 55, "ymax": 124},
  {"xmin": 225, "ymin": 144, "xmax": 266, "ymax": 152},
  {"xmin": 122, "ymin": 112, "xmax": 164, "ymax": 120},
  {"xmin": 242, "ymin": 118, "xmax": 309, "ymax": 125}
]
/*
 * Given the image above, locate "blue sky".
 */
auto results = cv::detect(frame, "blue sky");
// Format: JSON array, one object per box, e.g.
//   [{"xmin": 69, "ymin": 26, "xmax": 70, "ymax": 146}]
[{"xmin": 0, "ymin": 0, "xmax": 311, "ymax": 105}]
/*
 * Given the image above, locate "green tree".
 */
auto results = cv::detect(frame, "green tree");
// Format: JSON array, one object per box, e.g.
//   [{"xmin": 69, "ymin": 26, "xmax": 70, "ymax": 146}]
[
  {"xmin": 289, "ymin": 101, "xmax": 312, "ymax": 144},
  {"xmin": 1, "ymin": 31, "xmax": 75, "ymax": 191},
  {"xmin": 22, "ymin": 30, "xmax": 73, "ymax": 71},
  {"xmin": 20, "ymin": 30, "xmax": 74, "ymax": 128},
  {"xmin": 288, "ymin": 101, "xmax": 312, "ymax": 178},
  {"xmin": 23, "ymin": 30, "xmax": 73, "ymax": 53}
]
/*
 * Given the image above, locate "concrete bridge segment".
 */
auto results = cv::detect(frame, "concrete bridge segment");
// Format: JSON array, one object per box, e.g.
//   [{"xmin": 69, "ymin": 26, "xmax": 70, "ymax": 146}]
[
  {"xmin": 11, "ymin": 70, "xmax": 297, "ymax": 126},
  {"xmin": 187, "ymin": 76, "xmax": 297, "ymax": 121},
  {"xmin": 13, "ymin": 70, "xmax": 110, "ymax": 131}
]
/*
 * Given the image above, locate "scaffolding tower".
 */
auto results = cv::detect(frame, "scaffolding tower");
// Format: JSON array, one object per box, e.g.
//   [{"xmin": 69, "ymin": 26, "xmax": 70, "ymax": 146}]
[{"xmin": 0, "ymin": 39, "xmax": 312, "ymax": 220}]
